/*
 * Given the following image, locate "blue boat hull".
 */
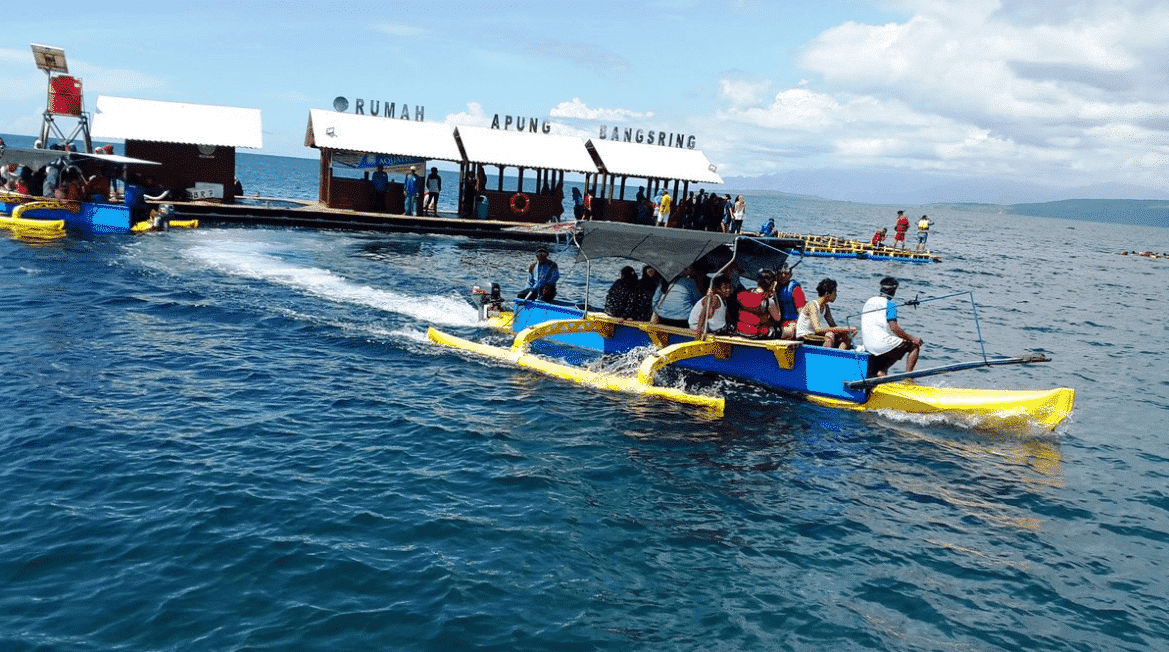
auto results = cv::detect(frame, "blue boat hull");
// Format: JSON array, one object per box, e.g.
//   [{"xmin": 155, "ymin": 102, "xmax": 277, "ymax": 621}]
[
  {"xmin": 14, "ymin": 201, "xmax": 134, "ymax": 234},
  {"xmin": 508, "ymin": 300, "xmax": 871, "ymax": 403}
]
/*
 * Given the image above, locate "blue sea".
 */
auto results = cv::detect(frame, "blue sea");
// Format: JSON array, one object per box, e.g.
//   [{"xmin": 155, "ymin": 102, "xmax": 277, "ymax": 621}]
[{"xmin": 2, "ymin": 148, "xmax": 1168, "ymax": 651}]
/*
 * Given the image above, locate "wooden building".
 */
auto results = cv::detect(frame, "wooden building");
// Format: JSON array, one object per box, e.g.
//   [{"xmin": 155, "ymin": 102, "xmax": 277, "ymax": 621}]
[{"xmin": 91, "ymin": 96, "xmax": 262, "ymax": 203}]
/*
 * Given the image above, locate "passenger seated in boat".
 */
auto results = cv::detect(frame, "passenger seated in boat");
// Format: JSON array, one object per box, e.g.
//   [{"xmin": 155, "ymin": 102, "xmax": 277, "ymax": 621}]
[
  {"xmin": 604, "ymin": 266, "xmax": 641, "ymax": 320},
  {"xmin": 795, "ymin": 278, "xmax": 855, "ymax": 349},
  {"xmin": 736, "ymin": 268, "xmax": 782, "ymax": 338},
  {"xmin": 651, "ymin": 265, "xmax": 703, "ymax": 328},
  {"xmin": 861, "ymin": 276, "xmax": 923, "ymax": 377},
  {"xmin": 775, "ymin": 264, "xmax": 806, "ymax": 339},
  {"xmin": 634, "ymin": 266, "xmax": 665, "ymax": 321},
  {"xmin": 517, "ymin": 246, "xmax": 559, "ymax": 301},
  {"xmin": 689, "ymin": 275, "xmax": 736, "ymax": 337}
]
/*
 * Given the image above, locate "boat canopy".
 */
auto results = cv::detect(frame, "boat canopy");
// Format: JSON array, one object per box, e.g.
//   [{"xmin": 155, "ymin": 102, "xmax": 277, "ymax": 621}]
[
  {"xmin": 0, "ymin": 146, "xmax": 159, "ymax": 168},
  {"xmin": 573, "ymin": 222, "xmax": 802, "ymax": 282}
]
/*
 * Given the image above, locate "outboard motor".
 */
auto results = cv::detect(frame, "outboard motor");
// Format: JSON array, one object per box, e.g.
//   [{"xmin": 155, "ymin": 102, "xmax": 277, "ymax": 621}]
[
  {"xmin": 151, "ymin": 204, "xmax": 173, "ymax": 231},
  {"xmin": 472, "ymin": 282, "xmax": 506, "ymax": 320}
]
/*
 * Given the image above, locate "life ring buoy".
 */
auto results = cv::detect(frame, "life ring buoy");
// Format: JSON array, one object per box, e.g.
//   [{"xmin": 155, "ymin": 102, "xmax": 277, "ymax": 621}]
[{"xmin": 510, "ymin": 192, "xmax": 531, "ymax": 216}]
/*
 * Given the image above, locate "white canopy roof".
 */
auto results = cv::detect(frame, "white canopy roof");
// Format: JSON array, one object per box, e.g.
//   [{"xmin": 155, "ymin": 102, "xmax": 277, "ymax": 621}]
[
  {"xmin": 305, "ymin": 109, "xmax": 462, "ymax": 162},
  {"xmin": 91, "ymin": 96, "xmax": 263, "ymax": 149},
  {"xmin": 587, "ymin": 139, "xmax": 723, "ymax": 184},
  {"xmin": 455, "ymin": 126, "xmax": 596, "ymax": 173}
]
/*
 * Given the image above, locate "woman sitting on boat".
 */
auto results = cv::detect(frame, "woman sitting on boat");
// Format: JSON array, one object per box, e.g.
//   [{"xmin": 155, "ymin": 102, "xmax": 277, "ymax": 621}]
[
  {"xmin": 795, "ymin": 278, "xmax": 855, "ymax": 349},
  {"xmin": 689, "ymin": 275, "xmax": 737, "ymax": 337},
  {"xmin": 604, "ymin": 266, "xmax": 641, "ymax": 320},
  {"xmin": 775, "ymin": 264, "xmax": 806, "ymax": 340},
  {"xmin": 634, "ymin": 266, "xmax": 665, "ymax": 321},
  {"xmin": 736, "ymin": 269, "xmax": 782, "ymax": 338}
]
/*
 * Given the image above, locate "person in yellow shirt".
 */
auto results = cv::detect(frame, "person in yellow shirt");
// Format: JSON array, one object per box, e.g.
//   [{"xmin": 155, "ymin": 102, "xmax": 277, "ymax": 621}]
[
  {"xmin": 915, "ymin": 215, "xmax": 934, "ymax": 252},
  {"xmin": 657, "ymin": 190, "xmax": 672, "ymax": 227}
]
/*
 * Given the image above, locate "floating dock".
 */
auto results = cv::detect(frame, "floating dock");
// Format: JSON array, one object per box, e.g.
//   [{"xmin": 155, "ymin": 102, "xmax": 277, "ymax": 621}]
[
  {"xmin": 165, "ymin": 198, "xmax": 575, "ymax": 242},
  {"xmin": 776, "ymin": 232, "xmax": 941, "ymax": 263}
]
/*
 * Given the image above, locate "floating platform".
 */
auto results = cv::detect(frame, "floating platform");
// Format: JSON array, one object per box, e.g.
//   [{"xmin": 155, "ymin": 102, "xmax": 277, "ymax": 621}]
[{"xmin": 775, "ymin": 232, "xmax": 941, "ymax": 263}]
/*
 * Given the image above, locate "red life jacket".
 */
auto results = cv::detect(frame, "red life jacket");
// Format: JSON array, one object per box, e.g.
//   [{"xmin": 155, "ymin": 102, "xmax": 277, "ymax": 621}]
[{"xmin": 736, "ymin": 290, "xmax": 772, "ymax": 337}]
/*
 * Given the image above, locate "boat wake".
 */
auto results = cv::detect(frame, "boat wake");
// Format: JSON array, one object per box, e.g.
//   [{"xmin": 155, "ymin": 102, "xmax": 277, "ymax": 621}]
[{"xmin": 183, "ymin": 238, "xmax": 481, "ymax": 328}]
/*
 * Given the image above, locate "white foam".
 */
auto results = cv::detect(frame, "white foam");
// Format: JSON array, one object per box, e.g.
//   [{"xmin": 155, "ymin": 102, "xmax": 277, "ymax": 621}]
[{"xmin": 184, "ymin": 238, "xmax": 481, "ymax": 327}]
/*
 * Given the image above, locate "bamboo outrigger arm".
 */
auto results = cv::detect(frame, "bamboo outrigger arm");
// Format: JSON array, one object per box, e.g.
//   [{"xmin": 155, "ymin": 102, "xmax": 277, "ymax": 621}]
[{"xmin": 846, "ymin": 354, "xmax": 1052, "ymax": 389}]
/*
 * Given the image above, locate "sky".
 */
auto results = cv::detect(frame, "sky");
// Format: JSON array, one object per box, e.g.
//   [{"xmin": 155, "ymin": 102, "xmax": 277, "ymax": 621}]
[{"xmin": 3, "ymin": 0, "xmax": 1169, "ymax": 204}]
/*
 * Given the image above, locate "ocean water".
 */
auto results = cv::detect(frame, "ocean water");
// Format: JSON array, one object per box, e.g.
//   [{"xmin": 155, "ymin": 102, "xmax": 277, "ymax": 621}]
[{"xmin": 1, "ymin": 151, "xmax": 1168, "ymax": 651}]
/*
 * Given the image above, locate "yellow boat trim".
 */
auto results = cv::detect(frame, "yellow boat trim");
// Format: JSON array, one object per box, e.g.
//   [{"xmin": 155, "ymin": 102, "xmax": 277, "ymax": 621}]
[
  {"xmin": 809, "ymin": 383, "xmax": 1075, "ymax": 430},
  {"xmin": 638, "ymin": 339, "xmax": 731, "ymax": 385},
  {"xmin": 486, "ymin": 311, "xmax": 514, "ymax": 332},
  {"xmin": 427, "ymin": 327, "xmax": 724, "ymax": 415},
  {"xmin": 512, "ymin": 318, "xmax": 614, "ymax": 353}
]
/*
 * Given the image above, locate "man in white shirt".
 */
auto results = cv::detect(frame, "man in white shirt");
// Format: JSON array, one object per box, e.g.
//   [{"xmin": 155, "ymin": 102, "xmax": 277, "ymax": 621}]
[{"xmin": 861, "ymin": 277, "xmax": 923, "ymax": 377}]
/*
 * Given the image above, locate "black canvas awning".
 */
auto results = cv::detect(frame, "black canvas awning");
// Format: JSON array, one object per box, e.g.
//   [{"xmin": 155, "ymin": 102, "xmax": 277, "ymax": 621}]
[{"xmin": 573, "ymin": 221, "xmax": 802, "ymax": 282}]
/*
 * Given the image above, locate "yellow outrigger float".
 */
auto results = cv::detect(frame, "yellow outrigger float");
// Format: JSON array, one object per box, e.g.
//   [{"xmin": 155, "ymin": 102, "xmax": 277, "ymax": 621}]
[
  {"xmin": 427, "ymin": 326, "xmax": 725, "ymax": 415},
  {"xmin": 1, "ymin": 201, "xmax": 68, "ymax": 239},
  {"xmin": 428, "ymin": 222, "xmax": 1074, "ymax": 430},
  {"xmin": 810, "ymin": 383, "xmax": 1075, "ymax": 430}
]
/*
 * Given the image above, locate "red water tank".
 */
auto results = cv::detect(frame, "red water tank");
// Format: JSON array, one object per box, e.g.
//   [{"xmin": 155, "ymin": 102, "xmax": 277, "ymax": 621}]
[{"xmin": 49, "ymin": 75, "xmax": 83, "ymax": 116}]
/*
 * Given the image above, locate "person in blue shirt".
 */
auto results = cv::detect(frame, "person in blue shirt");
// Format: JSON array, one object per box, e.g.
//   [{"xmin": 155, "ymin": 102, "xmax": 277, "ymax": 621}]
[
  {"xmin": 651, "ymin": 265, "xmax": 703, "ymax": 328},
  {"xmin": 760, "ymin": 218, "xmax": 777, "ymax": 237},
  {"xmin": 518, "ymin": 247, "xmax": 560, "ymax": 301},
  {"xmin": 404, "ymin": 166, "xmax": 421, "ymax": 216},
  {"xmin": 371, "ymin": 164, "xmax": 389, "ymax": 212}
]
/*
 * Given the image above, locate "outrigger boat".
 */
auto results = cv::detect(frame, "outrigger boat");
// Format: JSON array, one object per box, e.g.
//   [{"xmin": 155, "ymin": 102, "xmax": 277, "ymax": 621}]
[
  {"xmin": 428, "ymin": 222, "xmax": 1074, "ymax": 429},
  {"xmin": 0, "ymin": 147, "xmax": 196, "ymax": 235}
]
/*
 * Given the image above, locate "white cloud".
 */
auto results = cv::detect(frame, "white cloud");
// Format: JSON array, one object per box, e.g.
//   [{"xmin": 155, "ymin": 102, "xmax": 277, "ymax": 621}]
[
  {"xmin": 696, "ymin": 0, "xmax": 1169, "ymax": 194},
  {"xmin": 444, "ymin": 102, "xmax": 492, "ymax": 127},
  {"xmin": 549, "ymin": 98, "xmax": 652, "ymax": 122}
]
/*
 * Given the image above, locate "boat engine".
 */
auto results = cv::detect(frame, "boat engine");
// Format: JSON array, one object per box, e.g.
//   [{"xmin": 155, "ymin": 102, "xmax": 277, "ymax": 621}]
[
  {"xmin": 151, "ymin": 204, "xmax": 173, "ymax": 231},
  {"xmin": 472, "ymin": 282, "xmax": 506, "ymax": 320}
]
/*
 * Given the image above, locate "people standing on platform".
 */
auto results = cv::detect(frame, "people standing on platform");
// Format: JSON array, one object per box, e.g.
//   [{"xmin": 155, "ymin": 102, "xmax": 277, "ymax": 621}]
[
  {"xmin": 404, "ymin": 166, "xmax": 421, "ymax": 216},
  {"xmin": 730, "ymin": 195, "xmax": 746, "ymax": 234},
  {"xmin": 371, "ymin": 164, "xmax": 389, "ymax": 212},
  {"xmin": 656, "ymin": 189, "xmax": 671, "ymax": 226},
  {"xmin": 893, "ymin": 210, "xmax": 910, "ymax": 249},
  {"xmin": 424, "ymin": 167, "xmax": 442, "ymax": 216},
  {"xmin": 915, "ymin": 215, "xmax": 934, "ymax": 252}
]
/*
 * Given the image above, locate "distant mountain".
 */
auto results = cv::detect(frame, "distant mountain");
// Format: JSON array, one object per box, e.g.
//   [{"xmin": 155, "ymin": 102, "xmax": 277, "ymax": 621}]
[
  {"xmin": 724, "ymin": 169, "xmax": 1169, "ymax": 206},
  {"xmin": 1004, "ymin": 199, "xmax": 1169, "ymax": 227}
]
